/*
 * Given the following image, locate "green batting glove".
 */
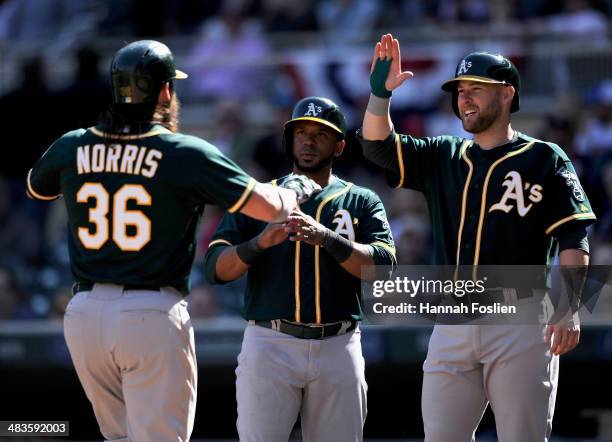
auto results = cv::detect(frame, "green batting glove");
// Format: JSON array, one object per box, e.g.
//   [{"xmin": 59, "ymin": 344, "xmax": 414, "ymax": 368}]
[{"xmin": 370, "ymin": 59, "xmax": 392, "ymax": 98}]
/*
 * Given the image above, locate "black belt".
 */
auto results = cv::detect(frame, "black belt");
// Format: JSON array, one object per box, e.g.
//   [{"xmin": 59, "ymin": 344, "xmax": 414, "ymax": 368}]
[
  {"xmin": 253, "ymin": 319, "xmax": 357, "ymax": 340},
  {"xmin": 72, "ymin": 282, "xmax": 160, "ymax": 296}
]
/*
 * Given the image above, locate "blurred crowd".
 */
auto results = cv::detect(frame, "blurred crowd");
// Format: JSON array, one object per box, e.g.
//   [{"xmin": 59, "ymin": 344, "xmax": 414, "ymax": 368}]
[
  {"xmin": 2, "ymin": 0, "xmax": 612, "ymax": 44},
  {"xmin": 1, "ymin": 0, "xmax": 612, "ymax": 320}
]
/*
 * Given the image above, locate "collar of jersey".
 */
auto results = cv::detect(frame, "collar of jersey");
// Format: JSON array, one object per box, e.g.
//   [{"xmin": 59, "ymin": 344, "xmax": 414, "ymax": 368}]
[
  {"xmin": 315, "ymin": 175, "xmax": 348, "ymax": 195},
  {"xmin": 306, "ymin": 176, "xmax": 349, "ymax": 209},
  {"xmin": 470, "ymin": 131, "xmax": 524, "ymax": 160},
  {"xmin": 278, "ymin": 174, "xmax": 346, "ymax": 190},
  {"xmin": 90, "ymin": 124, "xmax": 172, "ymax": 140}
]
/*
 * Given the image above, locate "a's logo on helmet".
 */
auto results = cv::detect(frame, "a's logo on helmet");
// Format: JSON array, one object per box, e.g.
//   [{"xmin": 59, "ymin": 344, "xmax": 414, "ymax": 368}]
[
  {"xmin": 457, "ymin": 60, "xmax": 472, "ymax": 75},
  {"xmin": 305, "ymin": 103, "xmax": 323, "ymax": 117}
]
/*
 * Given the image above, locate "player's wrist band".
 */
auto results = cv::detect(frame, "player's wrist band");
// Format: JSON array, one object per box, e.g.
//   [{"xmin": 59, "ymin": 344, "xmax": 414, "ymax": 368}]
[
  {"xmin": 321, "ymin": 229, "xmax": 353, "ymax": 263},
  {"xmin": 367, "ymin": 93, "xmax": 391, "ymax": 116},
  {"xmin": 236, "ymin": 237, "xmax": 264, "ymax": 265}
]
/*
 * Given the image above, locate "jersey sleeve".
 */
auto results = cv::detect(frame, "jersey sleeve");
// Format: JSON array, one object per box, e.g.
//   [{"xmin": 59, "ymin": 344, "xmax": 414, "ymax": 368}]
[
  {"xmin": 26, "ymin": 137, "xmax": 68, "ymax": 201},
  {"xmin": 557, "ymin": 222, "xmax": 589, "ymax": 254},
  {"xmin": 544, "ymin": 155, "xmax": 596, "ymax": 236},
  {"xmin": 358, "ymin": 128, "xmax": 440, "ymax": 192},
  {"xmin": 203, "ymin": 211, "xmax": 259, "ymax": 284},
  {"xmin": 186, "ymin": 139, "xmax": 257, "ymax": 213},
  {"xmin": 358, "ymin": 190, "xmax": 396, "ymax": 267}
]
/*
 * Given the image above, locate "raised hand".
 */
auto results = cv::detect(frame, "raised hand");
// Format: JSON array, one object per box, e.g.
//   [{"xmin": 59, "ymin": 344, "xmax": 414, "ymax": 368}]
[{"xmin": 370, "ymin": 33, "xmax": 414, "ymax": 96}]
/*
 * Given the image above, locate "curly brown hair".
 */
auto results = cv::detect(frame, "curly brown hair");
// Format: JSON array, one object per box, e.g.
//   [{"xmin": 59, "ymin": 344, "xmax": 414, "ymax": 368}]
[{"xmin": 100, "ymin": 93, "xmax": 180, "ymax": 134}]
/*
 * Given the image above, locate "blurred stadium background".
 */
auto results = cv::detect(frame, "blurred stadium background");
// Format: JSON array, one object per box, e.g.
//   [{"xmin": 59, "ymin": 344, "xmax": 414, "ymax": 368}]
[{"xmin": 1, "ymin": 0, "xmax": 612, "ymax": 440}]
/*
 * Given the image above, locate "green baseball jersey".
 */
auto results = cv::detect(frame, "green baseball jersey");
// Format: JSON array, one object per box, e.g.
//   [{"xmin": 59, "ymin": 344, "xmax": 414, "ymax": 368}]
[
  {"xmin": 359, "ymin": 130, "xmax": 596, "ymax": 265},
  {"xmin": 204, "ymin": 175, "xmax": 396, "ymax": 323},
  {"xmin": 27, "ymin": 124, "xmax": 256, "ymax": 294}
]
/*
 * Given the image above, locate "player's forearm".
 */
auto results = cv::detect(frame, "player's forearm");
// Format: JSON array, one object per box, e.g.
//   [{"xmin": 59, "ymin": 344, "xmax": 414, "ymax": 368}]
[
  {"xmin": 339, "ymin": 243, "xmax": 378, "ymax": 280},
  {"xmin": 213, "ymin": 246, "xmax": 251, "ymax": 282},
  {"xmin": 319, "ymin": 230, "xmax": 377, "ymax": 280},
  {"xmin": 559, "ymin": 249, "xmax": 589, "ymax": 266},
  {"xmin": 240, "ymin": 183, "xmax": 297, "ymax": 223},
  {"xmin": 558, "ymin": 249, "xmax": 588, "ymax": 325},
  {"xmin": 362, "ymin": 95, "xmax": 393, "ymax": 141}
]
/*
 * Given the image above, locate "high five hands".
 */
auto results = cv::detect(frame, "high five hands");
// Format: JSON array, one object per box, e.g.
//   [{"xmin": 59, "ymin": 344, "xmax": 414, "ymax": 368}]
[
  {"xmin": 256, "ymin": 209, "xmax": 327, "ymax": 249},
  {"xmin": 285, "ymin": 210, "xmax": 327, "ymax": 246},
  {"xmin": 370, "ymin": 33, "xmax": 414, "ymax": 97}
]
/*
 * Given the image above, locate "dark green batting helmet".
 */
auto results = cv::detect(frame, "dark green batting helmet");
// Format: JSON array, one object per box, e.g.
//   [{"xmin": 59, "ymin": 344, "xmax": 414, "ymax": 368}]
[
  {"xmin": 441, "ymin": 52, "xmax": 520, "ymax": 118},
  {"xmin": 110, "ymin": 40, "xmax": 188, "ymax": 104},
  {"xmin": 283, "ymin": 96, "xmax": 346, "ymax": 160}
]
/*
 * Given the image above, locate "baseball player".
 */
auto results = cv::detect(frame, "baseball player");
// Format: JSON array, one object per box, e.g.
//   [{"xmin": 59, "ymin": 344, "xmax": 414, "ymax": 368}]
[
  {"xmin": 26, "ymin": 40, "xmax": 320, "ymax": 442},
  {"xmin": 359, "ymin": 34, "xmax": 596, "ymax": 441},
  {"xmin": 204, "ymin": 96, "xmax": 396, "ymax": 442}
]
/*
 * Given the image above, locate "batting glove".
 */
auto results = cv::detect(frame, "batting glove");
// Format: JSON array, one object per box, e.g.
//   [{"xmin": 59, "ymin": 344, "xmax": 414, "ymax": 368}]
[
  {"xmin": 370, "ymin": 58, "xmax": 392, "ymax": 98},
  {"xmin": 280, "ymin": 174, "xmax": 322, "ymax": 204}
]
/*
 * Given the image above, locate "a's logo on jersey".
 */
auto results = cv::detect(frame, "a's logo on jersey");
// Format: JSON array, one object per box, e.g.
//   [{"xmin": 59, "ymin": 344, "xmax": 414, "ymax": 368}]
[
  {"xmin": 332, "ymin": 209, "xmax": 355, "ymax": 241},
  {"xmin": 305, "ymin": 103, "xmax": 322, "ymax": 117},
  {"xmin": 489, "ymin": 171, "xmax": 543, "ymax": 217},
  {"xmin": 457, "ymin": 60, "xmax": 473, "ymax": 75},
  {"xmin": 558, "ymin": 169, "xmax": 585, "ymax": 202}
]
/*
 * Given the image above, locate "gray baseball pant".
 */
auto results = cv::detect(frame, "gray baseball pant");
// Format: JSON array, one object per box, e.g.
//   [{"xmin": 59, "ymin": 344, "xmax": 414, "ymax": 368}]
[
  {"xmin": 63, "ymin": 283, "xmax": 197, "ymax": 442},
  {"xmin": 422, "ymin": 324, "xmax": 559, "ymax": 442},
  {"xmin": 235, "ymin": 323, "xmax": 367, "ymax": 442}
]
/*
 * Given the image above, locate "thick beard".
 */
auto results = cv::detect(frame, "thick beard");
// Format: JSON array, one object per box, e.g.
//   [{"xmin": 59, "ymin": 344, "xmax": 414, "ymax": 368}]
[
  {"xmin": 153, "ymin": 94, "xmax": 180, "ymax": 133},
  {"xmin": 293, "ymin": 150, "xmax": 334, "ymax": 173},
  {"xmin": 461, "ymin": 98, "xmax": 501, "ymax": 134}
]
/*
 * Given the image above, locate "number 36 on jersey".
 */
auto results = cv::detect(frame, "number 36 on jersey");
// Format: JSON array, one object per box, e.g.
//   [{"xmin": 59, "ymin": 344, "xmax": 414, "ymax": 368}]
[{"xmin": 77, "ymin": 183, "xmax": 152, "ymax": 252}]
